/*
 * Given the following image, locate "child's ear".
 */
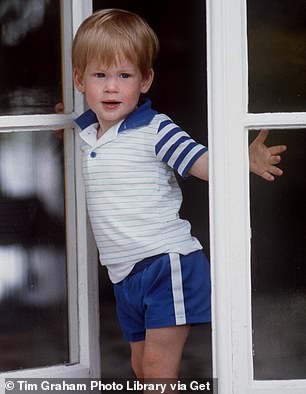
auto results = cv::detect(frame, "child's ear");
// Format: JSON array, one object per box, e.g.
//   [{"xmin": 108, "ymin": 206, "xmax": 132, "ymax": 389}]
[
  {"xmin": 141, "ymin": 68, "xmax": 154, "ymax": 94},
  {"xmin": 73, "ymin": 68, "xmax": 85, "ymax": 93}
]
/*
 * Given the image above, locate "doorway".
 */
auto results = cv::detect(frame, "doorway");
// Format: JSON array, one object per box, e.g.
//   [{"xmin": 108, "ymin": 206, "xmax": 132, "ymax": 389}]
[{"xmin": 93, "ymin": 0, "xmax": 212, "ymax": 378}]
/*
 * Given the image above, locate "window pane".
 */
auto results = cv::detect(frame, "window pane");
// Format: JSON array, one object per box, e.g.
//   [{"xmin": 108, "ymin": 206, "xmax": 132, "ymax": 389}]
[
  {"xmin": 248, "ymin": 0, "xmax": 306, "ymax": 113},
  {"xmin": 0, "ymin": 0, "xmax": 62, "ymax": 115},
  {"xmin": 250, "ymin": 129, "xmax": 306, "ymax": 380},
  {"xmin": 0, "ymin": 131, "xmax": 69, "ymax": 371}
]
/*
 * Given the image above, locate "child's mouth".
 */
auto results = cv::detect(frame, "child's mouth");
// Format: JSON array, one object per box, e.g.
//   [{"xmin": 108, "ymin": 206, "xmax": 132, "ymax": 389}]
[{"xmin": 102, "ymin": 101, "xmax": 121, "ymax": 109}]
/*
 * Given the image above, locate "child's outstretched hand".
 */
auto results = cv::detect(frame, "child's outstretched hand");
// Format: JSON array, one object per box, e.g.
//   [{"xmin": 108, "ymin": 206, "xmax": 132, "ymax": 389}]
[{"xmin": 249, "ymin": 129, "xmax": 287, "ymax": 181}]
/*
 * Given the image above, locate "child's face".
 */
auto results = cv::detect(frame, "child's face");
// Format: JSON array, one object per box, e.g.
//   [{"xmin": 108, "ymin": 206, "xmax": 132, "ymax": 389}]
[{"xmin": 74, "ymin": 58, "xmax": 154, "ymax": 133}]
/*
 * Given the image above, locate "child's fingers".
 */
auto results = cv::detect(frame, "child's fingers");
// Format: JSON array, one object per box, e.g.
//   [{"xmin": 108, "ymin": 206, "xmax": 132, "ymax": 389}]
[
  {"xmin": 260, "ymin": 171, "xmax": 275, "ymax": 181},
  {"xmin": 269, "ymin": 165, "xmax": 283, "ymax": 176},
  {"xmin": 55, "ymin": 102, "xmax": 64, "ymax": 114},
  {"xmin": 255, "ymin": 129, "xmax": 269, "ymax": 143},
  {"xmin": 269, "ymin": 155, "xmax": 281, "ymax": 165},
  {"xmin": 268, "ymin": 145, "xmax": 287, "ymax": 155}
]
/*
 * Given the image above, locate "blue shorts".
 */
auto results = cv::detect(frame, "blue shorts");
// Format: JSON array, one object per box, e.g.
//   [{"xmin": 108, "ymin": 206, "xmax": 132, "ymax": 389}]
[{"xmin": 113, "ymin": 250, "xmax": 211, "ymax": 342}]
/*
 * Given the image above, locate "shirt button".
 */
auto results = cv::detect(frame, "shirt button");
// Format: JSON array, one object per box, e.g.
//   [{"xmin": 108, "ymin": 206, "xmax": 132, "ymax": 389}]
[{"xmin": 90, "ymin": 151, "xmax": 96, "ymax": 158}]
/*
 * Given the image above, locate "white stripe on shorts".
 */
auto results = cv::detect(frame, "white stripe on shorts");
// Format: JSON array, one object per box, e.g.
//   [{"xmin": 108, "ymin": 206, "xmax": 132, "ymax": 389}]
[{"xmin": 169, "ymin": 253, "xmax": 186, "ymax": 325}]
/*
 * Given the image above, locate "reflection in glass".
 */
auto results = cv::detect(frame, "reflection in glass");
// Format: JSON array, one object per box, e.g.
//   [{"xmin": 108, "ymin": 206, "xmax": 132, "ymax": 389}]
[
  {"xmin": 0, "ymin": 131, "xmax": 69, "ymax": 372},
  {"xmin": 0, "ymin": 0, "xmax": 62, "ymax": 115},
  {"xmin": 248, "ymin": 0, "xmax": 306, "ymax": 113},
  {"xmin": 250, "ymin": 129, "xmax": 306, "ymax": 380}
]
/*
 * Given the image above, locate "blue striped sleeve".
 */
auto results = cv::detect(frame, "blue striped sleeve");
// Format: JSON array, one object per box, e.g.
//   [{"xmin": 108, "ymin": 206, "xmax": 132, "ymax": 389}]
[{"xmin": 155, "ymin": 118, "xmax": 208, "ymax": 177}]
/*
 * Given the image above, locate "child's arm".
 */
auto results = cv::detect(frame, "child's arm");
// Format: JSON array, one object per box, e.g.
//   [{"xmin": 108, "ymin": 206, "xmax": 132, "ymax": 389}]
[
  {"xmin": 188, "ymin": 151, "xmax": 209, "ymax": 181},
  {"xmin": 188, "ymin": 129, "xmax": 286, "ymax": 181}
]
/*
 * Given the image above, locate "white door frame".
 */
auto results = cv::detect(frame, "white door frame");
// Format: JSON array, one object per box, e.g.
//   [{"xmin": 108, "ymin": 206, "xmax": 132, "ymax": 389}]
[
  {"xmin": 0, "ymin": 0, "xmax": 100, "ymax": 390},
  {"xmin": 207, "ymin": 0, "xmax": 306, "ymax": 392}
]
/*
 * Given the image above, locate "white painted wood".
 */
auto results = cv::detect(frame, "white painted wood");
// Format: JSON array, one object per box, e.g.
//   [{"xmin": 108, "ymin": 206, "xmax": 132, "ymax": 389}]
[
  {"xmin": 72, "ymin": 0, "xmax": 91, "ymax": 116},
  {"xmin": 64, "ymin": 128, "xmax": 79, "ymax": 365},
  {"xmin": 61, "ymin": 0, "xmax": 74, "ymax": 114},
  {"xmin": 0, "ymin": 114, "xmax": 74, "ymax": 132},
  {"xmin": 71, "ymin": 0, "xmax": 101, "ymax": 379},
  {"xmin": 206, "ymin": 0, "xmax": 235, "ymax": 391},
  {"xmin": 61, "ymin": 0, "xmax": 79, "ymax": 366},
  {"xmin": 246, "ymin": 112, "xmax": 306, "ymax": 129},
  {"xmin": 75, "ymin": 131, "xmax": 101, "ymax": 376}
]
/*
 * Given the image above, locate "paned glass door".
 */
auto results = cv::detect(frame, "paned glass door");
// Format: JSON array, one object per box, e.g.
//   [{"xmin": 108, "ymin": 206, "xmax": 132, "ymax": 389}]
[
  {"xmin": 0, "ymin": 0, "xmax": 100, "ymax": 387},
  {"xmin": 207, "ymin": 0, "xmax": 306, "ymax": 392}
]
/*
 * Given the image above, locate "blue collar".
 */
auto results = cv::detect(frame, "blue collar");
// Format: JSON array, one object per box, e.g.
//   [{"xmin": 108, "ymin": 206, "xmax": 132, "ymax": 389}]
[{"xmin": 75, "ymin": 98, "xmax": 157, "ymax": 132}]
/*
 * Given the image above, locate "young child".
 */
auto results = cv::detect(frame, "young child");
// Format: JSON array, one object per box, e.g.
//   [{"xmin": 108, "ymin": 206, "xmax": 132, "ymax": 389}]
[{"xmin": 72, "ymin": 9, "xmax": 286, "ymax": 380}]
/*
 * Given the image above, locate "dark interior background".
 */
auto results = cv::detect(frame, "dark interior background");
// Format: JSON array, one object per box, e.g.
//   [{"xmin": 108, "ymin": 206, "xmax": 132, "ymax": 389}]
[
  {"xmin": 0, "ymin": 0, "xmax": 62, "ymax": 115},
  {"xmin": 250, "ymin": 129, "xmax": 306, "ymax": 380},
  {"xmin": 248, "ymin": 0, "xmax": 306, "ymax": 113}
]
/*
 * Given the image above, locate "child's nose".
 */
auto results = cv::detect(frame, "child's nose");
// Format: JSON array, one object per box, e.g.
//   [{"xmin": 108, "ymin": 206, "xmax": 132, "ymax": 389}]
[{"xmin": 104, "ymin": 77, "xmax": 119, "ymax": 92}]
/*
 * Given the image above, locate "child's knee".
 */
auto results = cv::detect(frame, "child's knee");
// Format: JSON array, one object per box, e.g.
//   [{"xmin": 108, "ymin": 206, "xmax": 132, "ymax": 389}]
[
  {"xmin": 130, "ymin": 341, "xmax": 145, "ymax": 379},
  {"xmin": 131, "ymin": 354, "xmax": 144, "ymax": 379},
  {"xmin": 142, "ymin": 355, "xmax": 162, "ymax": 378},
  {"xmin": 142, "ymin": 352, "xmax": 179, "ymax": 379}
]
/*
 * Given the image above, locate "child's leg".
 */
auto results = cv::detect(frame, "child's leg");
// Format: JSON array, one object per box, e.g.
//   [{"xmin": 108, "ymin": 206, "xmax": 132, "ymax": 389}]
[
  {"xmin": 116, "ymin": 251, "xmax": 211, "ymax": 379},
  {"xmin": 130, "ymin": 340, "xmax": 145, "ymax": 379},
  {"xmin": 143, "ymin": 325, "xmax": 190, "ymax": 378},
  {"xmin": 130, "ymin": 325, "xmax": 190, "ymax": 379}
]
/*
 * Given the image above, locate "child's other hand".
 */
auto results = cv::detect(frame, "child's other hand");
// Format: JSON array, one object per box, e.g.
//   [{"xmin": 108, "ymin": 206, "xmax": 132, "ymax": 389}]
[
  {"xmin": 249, "ymin": 129, "xmax": 287, "ymax": 181},
  {"xmin": 54, "ymin": 102, "xmax": 64, "ymax": 140}
]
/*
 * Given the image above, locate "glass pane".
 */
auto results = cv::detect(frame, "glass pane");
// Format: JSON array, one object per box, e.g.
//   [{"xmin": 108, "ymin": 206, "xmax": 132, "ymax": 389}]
[
  {"xmin": 0, "ymin": 0, "xmax": 62, "ymax": 115},
  {"xmin": 0, "ymin": 131, "xmax": 69, "ymax": 372},
  {"xmin": 250, "ymin": 129, "xmax": 306, "ymax": 380},
  {"xmin": 248, "ymin": 0, "xmax": 306, "ymax": 113}
]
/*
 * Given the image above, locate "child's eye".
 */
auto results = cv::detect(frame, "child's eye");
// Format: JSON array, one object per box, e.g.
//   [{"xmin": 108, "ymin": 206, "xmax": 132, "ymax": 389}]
[
  {"xmin": 120, "ymin": 73, "xmax": 130, "ymax": 79},
  {"xmin": 94, "ymin": 72, "xmax": 105, "ymax": 78}
]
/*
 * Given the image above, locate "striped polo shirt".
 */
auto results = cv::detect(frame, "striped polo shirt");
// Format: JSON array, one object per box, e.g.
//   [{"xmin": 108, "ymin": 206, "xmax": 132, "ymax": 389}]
[{"xmin": 75, "ymin": 99, "xmax": 208, "ymax": 283}]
